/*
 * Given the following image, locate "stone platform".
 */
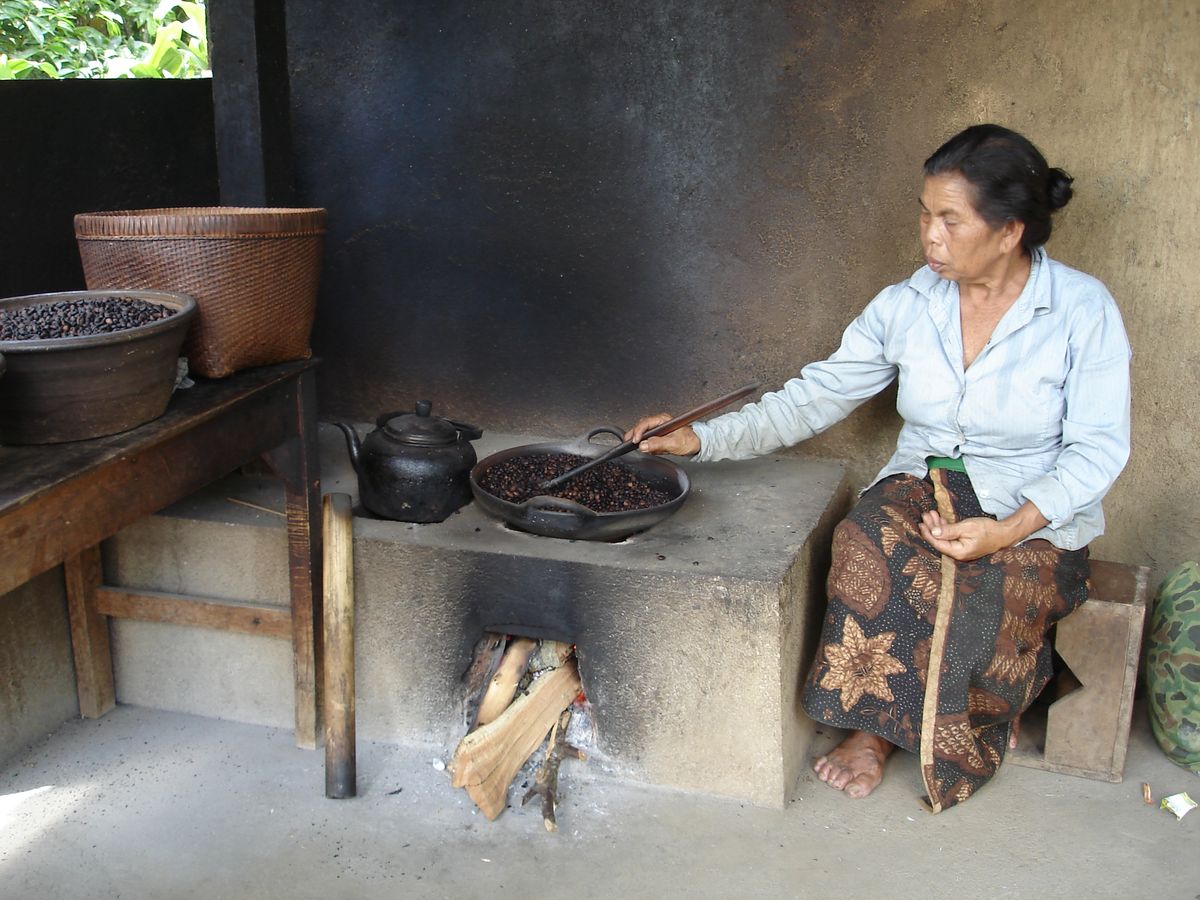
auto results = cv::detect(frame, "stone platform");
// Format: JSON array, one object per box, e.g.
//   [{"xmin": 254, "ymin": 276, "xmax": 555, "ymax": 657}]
[{"xmin": 104, "ymin": 427, "xmax": 850, "ymax": 807}]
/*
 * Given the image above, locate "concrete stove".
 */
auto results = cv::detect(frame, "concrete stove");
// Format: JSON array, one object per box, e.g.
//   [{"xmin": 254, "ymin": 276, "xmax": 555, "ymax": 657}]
[{"xmin": 105, "ymin": 427, "xmax": 850, "ymax": 807}]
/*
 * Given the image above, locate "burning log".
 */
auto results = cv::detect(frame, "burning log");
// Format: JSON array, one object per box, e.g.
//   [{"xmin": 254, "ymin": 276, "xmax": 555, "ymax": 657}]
[
  {"xmin": 528, "ymin": 639, "xmax": 575, "ymax": 673},
  {"xmin": 449, "ymin": 653, "xmax": 582, "ymax": 820},
  {"xmin": 461, "ymin": 632, "xmax": 506, "ymax": 730},
  {"xmin": 475, "ymin": 636, "xmax": 538, "ymax": 726},
  {"xmin": 522, "ymin": 708, "xmax": 587, "ymax": 832}
]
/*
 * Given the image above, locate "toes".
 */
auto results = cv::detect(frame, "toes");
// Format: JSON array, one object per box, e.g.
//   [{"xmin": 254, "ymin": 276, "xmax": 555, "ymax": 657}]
[
  {"xmin": 828, "ymin": 769, "xmax": 852, "ymax": 790},
  {"xmin": 814, "ymin": 758, "xmax": 849, "ymax": 789},
  {"xmin": 814, "ymin": 734, "xmax": 891, "ymax": 797},
  {"xmin": 844, "ymin": 774, "xmax": 875, "ymax": 799}
]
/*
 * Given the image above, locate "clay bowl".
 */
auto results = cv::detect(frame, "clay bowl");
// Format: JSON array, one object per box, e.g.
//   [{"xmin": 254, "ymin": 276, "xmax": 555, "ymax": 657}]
[{"xmin": 0, "ymin": 290, "xmax": 197, "ymax": 444}]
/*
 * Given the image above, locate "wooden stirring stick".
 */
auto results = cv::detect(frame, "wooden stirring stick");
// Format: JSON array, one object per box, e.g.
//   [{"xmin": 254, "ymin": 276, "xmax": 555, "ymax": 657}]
[{"xmin": 536, "ymin": 381, "xmax": 762, "ymax": 493}]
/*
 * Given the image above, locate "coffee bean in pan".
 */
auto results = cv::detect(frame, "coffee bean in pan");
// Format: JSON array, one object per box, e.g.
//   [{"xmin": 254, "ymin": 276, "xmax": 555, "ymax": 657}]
[
  {"xmin": 0, "ymin": 296, "xmax": 177, "ymax": 341},
  {"xmin": 479, "ymin": 452, "xmax": 673, "ymax": 512}
]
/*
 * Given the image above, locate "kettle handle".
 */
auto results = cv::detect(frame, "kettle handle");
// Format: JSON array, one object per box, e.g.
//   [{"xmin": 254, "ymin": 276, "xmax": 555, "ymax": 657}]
[{"xmin": 447, "ymin": 419, "xmax": 483, "ymax": 441}]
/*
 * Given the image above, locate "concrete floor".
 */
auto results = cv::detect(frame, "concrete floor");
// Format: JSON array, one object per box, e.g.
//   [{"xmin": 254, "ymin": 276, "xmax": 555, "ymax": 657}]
[{"xmin": 2, "ymin": 702, "xmax": 1197, "ymax": 899}]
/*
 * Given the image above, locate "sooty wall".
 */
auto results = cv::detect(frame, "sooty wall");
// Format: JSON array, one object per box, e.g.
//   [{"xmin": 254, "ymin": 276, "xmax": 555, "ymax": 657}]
[{"xmin": 288, "ymin": 3, "xmax": 887, "ymax": 436}]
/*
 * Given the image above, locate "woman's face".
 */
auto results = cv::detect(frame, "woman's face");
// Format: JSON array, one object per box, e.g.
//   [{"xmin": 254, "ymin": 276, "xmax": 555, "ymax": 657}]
[{"xmin": 919, "ymin": 173, "xmax": 1022, "ymax": 284}]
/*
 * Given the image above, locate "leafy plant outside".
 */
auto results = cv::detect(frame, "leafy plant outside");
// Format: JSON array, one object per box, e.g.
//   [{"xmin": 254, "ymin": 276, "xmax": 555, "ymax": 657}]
[{"xmin": 0, "ymin": 0, "xmax": 208, "ymax": 80}]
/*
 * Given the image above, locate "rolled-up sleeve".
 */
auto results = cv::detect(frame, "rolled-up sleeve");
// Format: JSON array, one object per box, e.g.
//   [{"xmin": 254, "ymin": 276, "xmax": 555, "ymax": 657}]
[{"xmin": 1020, "ymin": 291, "xmax": 1131, "ymax": 528}]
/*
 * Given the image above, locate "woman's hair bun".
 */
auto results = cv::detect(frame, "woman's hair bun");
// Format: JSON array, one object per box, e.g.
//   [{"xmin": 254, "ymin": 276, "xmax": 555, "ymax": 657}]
[
  {"xmin": 926, "ymin": 125, "xmax": 1075, "ymax": 250},
  {"xmin": 1047, "ymin": 168, "xmax": 1075, "ymax": 211}
]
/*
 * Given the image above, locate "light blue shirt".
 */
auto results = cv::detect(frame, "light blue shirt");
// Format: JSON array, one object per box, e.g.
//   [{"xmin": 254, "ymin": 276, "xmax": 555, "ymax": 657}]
[{"xmin": 693, "ymin": 249, "xmax": 1132, "ymax": 550}]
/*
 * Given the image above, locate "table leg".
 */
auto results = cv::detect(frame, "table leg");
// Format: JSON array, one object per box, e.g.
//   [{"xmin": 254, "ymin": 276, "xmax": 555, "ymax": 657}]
[
  {"xmin": 63, "ymin": 544, "xmax": 116, "ymax": 718},
  {"xmin": 266, "ymin": 368, "xmax": 323, "ymax": 749}
]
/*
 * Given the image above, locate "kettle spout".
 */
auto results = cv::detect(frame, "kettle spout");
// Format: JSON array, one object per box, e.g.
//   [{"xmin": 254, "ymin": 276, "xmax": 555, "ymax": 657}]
[{"xmin": 334, "ymin": 422, "xmax": 364, "ymax": 476}]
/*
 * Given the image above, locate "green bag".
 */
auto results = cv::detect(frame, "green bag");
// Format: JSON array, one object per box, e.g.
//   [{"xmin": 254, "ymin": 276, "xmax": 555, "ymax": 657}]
[{"xmin": 1144, "ymin": 561, "xmax": 1200, "ymax": 772}]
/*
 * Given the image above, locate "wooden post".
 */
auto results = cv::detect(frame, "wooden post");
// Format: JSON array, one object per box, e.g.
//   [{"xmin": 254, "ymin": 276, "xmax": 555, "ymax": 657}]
[
  {"xmin": 264, "ymin": 366, "xmax": 323, "ymax": 749},
  {"xmin": 208, "ymin": 0, "xmax": 295, "ymax": 205},
  {"xmin": 63, "ymin": 544, "xmax": 115, "ymax": 719},
  {"xmin": 322, "ymin": 492, "xmax": 356, "ymax": 799}
]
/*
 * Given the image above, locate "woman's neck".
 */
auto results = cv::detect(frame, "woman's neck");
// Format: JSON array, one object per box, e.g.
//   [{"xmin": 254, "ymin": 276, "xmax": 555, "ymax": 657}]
[
  {"xmin": 959, "ymin": 249, "xmax": 1032, "ymax": 310},
  {"xmin": 957, "ymin": 250, "xmax": 1033, "ymax": 368}
]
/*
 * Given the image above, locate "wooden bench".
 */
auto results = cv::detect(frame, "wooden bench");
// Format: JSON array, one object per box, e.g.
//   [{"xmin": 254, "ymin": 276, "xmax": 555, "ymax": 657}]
[
  {"xmin": 0, "ymin": 360, "xmax": 322, "ymax": 748},
  {"xmin": 1008, "ymin": 559, "xmax": 1151, "ymax": 782}
]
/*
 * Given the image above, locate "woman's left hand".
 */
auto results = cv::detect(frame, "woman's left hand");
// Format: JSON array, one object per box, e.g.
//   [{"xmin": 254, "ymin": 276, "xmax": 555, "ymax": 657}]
[
  {"xmin": 919, "ymin": 499, "xmax": 1049, "ymax": 561},
  {"xmin": 919, "ymin": 512, "xmax": 1017, "ymax": 561}
]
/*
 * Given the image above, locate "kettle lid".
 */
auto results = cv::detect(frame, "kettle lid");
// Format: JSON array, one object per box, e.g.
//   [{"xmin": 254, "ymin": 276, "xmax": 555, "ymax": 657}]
[{"xmin": 380, "ymin": 400, "xmax": 461, "ymax": 446}]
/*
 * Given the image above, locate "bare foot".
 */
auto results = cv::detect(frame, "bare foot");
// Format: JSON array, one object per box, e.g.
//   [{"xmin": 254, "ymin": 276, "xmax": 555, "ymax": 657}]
[{"xmin": 813, "ymin": 731, "xmax": 895, "ymax": 799}]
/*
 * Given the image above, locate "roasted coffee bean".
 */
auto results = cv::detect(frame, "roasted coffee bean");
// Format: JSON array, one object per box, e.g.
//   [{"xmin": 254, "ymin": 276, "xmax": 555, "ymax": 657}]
[
  {"xmin": 0, "ymin": 296, "xmax": 176, "ymax": 341},
  {"xmin": 479, "ymin": 452, "xmax": 673, "ymax": 512}
]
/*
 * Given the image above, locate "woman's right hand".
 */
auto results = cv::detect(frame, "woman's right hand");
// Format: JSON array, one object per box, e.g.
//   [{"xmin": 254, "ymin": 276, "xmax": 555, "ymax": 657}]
[{"xmin": 624, "ymin": 414, "xmax": 701, "ymax": 457}]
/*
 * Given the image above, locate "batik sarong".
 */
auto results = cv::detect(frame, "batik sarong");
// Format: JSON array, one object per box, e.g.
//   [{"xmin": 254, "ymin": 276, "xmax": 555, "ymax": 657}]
[{"xmin": 801, "ymin": 470, "xmax": 1093, "ymax": 812}]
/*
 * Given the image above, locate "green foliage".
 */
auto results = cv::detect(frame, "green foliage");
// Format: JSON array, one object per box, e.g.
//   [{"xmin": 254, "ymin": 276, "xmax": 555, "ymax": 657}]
[{"xmin": 0, "ymin": 0, "xmax": 208, "ymax": 79}]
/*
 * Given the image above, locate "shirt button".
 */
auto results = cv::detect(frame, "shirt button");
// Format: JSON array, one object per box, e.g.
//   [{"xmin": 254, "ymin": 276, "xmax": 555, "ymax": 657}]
[{"xmin": 979, "ymin": 489, "xmax": 990, "ymax": 498}]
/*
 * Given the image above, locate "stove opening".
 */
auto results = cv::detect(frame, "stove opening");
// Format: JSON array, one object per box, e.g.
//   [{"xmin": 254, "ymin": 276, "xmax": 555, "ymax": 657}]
[{"xmin": 449, "ymin": 631, "xmax": 593, "ymax": 830}]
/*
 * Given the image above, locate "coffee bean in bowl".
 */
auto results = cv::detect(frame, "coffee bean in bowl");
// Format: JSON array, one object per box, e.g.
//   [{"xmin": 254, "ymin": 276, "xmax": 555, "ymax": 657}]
[
  {"xmin": 0, "ymin": 290, "xmax": 197, "ymax": 444},
  {"xmin": 0, "ymin": 295, "xmax": 177, "ymax": 341}
]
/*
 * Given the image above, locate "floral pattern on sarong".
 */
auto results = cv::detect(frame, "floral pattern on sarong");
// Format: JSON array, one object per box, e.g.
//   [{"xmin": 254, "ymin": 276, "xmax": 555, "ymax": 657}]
[{"xmin": 818, "ymin": 615, "xmax": 907, "ymax": 711}]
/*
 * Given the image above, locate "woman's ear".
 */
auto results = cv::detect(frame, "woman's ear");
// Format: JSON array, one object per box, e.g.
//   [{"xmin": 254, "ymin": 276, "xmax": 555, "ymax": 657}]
[{"xmin": 1001, "ymin": 218, "xmax": 1026, "ymax": 254}]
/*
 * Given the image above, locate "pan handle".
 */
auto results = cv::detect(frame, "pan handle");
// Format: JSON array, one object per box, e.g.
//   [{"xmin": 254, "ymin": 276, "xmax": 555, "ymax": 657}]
[{"xmin": 585, "ymin": 426, "xmax": 626, "ymax": 445}]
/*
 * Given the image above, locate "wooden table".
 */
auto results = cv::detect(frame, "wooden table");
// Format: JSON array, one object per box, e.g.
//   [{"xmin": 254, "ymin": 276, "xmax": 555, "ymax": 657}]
[{"xmin": 0, "ymin": 359, "xmax": 322, "ymax": 748}]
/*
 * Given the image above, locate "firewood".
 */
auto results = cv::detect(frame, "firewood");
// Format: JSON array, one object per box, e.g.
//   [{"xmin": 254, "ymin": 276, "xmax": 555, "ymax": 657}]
[
  {"xmin": 475, "ymin": 636, "xmax": 538, "ymax": 726},
  {"xmin": 461, "ymin": 632, "xmax": 506, "ymax": 730},
  {"xmin": 522, "ymin": 708, "xmax": 587, "ymax": 832},
  {"xmin": 449, "ymin": 661, "xmax": 582, "ymax": 820},
  {"xmin": 528, "ymin": 639, "xmax": 574, "ymax": 674}
]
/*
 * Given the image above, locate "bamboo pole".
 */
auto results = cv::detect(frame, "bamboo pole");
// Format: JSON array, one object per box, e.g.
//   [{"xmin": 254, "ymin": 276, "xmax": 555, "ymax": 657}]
[{"xmin": 322, "ymin": 492, "xmax": 356, "ymax": 799}]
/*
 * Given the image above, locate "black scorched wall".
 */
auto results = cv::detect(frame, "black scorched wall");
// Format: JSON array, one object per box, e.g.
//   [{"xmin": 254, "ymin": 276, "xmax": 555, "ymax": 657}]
[{"xmin": 288, "ymin": 2, "xmax": 828, "ymax": 435}]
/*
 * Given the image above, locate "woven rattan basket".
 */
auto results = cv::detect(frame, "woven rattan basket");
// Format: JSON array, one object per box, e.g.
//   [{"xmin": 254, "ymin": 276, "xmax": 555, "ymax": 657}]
[{"xmin": 75, "ymin": 207, "xmax": 326, "ymax": 378}]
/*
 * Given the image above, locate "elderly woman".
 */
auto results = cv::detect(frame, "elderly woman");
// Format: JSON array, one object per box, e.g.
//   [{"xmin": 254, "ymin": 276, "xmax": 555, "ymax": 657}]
[{"xmin": 627, "ymin": 124, "xmax": 1131, "ymax": 811}]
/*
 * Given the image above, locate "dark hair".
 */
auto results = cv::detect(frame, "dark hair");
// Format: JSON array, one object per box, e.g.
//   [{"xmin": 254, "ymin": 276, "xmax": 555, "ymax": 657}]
[{"xmin": 923, "ymin": 124, "xmax": 1074, "ymax": 252}]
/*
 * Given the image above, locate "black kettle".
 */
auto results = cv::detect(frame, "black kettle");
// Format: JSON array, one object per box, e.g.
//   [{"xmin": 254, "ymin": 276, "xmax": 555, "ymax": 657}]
[{"xmin": 335, "ymin": 401, "xmax": 483, "ymax": 523}]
